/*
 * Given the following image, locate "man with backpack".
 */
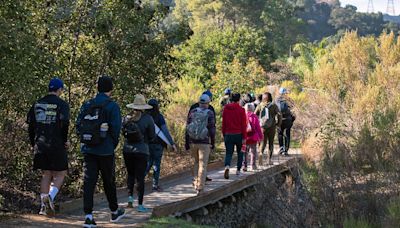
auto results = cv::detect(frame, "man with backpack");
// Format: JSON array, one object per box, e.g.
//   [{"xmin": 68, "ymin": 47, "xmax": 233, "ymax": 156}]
[
  {"xmin": 76, "ymin": 76, "xmax": 125, "ymax": 227},
  {"xmin": 255, "ymin": 92, "xmax": 282, "ymax": 165},
  {"xmin": 27, "ymin": 78, "xmax": 70, "ymax": 216},
  {"xmin": 276, "ymin": 88, "xmax": 295, "ymax": 156},
  {"xmin": 185, "ymin": 94, "xmax": 216, "ymax": 195},
  {"xmin": 222, "ymin": 93, "xmax": 247, "ymax": 179}
]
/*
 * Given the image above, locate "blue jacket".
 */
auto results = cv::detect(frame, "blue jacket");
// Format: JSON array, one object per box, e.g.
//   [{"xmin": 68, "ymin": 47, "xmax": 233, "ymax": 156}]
[{"xmin": 76, "ymin": 93, "xmax": 121, "ymax": 156}]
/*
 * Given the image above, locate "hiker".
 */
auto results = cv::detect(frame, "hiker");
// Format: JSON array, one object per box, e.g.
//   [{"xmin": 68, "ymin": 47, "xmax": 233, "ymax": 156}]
[
  {"xmin": 276, "ymin": 88, "xmax": 296, "ymax": 156},
  {"xmin": 255, "ymin": 92, "xmax": 281, "ymax": 165},
  {"xmin": 27, "ymin": 78, "xmax": 70, "ymax": 216},
  {"xmin": 188, "ymin": 89, "xmax": 215, "ymax": 182},
  {"xmin": 253, "ymin": 94, "xmax": 262, "ymax": 109},
  {"xmin": 76, "ymin": 76, "xmax": 125, "ymax": 227},
  {"xmin": 220, "ymin": 88, "xmax": 232, "ymax": 107},
  {"xmin": 145, "ymin": 98, "xmax": 177, "ymax": 192},
  {"xmin": 123, "ymin": 94, "xmax": 156, "ymax": 212},
  {"xmin": 243, "ymin": 103, "xmax": 263, "ymax": 171},
  {"xmin": 222, "ymin": 93, "xmax": 247, "ymax": 179},
  {"xmin": 240, "ymin": 93, "xmax": 252, "ymax": 107},
  {"xmin": 185, "ymin": 94, "xmax": 216, "ymax": 195}
]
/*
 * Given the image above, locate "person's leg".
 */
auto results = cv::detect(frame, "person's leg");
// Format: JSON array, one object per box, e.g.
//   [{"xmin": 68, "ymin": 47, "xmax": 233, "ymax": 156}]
[
  {"xmin": 197, "ymin": 144, "xmax": 210, "ymax": 191},
  {"xmin": 259, "ymin": 130, "xmax": 268, "ymax": 166},
  {"xmin": 40, "ymin": 170, "xmax": 52, "ymax": 196},
  {"xmin": 243, "ymin": 146, "xmax": 249, "ymax": 171},
  {"xmin": 83, "ymin": 154, "xmax": 99, "ymax": 215},
  {"xmin": 145, "ymin": 145, "xmax": 155, "ymax": 177},
  {"xmin": 99, "ymin": 155, "xmax": 118, "ymax": 212},
  {"xmin": 152, "ymin": 144, "xmax": 163, "ymax": 188},
  {"xmin": 124, "ymin": 153, "xmax": 136, "ymax": 197},
  {"xmin": 134, "ymin": 154, "xmax": 148, "ymax": 206},
  {"xmin": 224, "ymin": 135, "xmax": 234, "ymax": 167},
  {"xmin": 267, "ymin": 127, "xmax": 276, "ymax": 160},
  {"xmin": 285, "ymin": 126, "xmax": 292, "ymax": 153},
  {"xmin": 278, "ymin": 126, "xmax": 285, "ymax": 152},
  {"xmin": 191, "ymin": 144, "xmax": 200, "ymax": 188},
  {"xmin": 48, "ymin": 170, "xmax": 67, "ymax": 201},
  {"xmin": 248, "ymin": 144, "xmax": 256, "ymax": 169},
  {"xmin": 235, "ymin": 134, "xmax": 243, "ymax": 172}
]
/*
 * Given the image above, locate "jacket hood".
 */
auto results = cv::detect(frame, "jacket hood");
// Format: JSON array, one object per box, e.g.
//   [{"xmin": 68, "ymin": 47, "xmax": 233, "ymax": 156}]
[{"xmin": 224, "ymin": 102, "xmax": 240, "ymax": 110}]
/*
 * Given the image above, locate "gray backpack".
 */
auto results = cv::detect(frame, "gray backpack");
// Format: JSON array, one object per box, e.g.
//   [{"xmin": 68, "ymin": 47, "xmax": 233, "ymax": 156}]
[{"xmin": 187, "ymin": 108, "xmax": 209, "ymax": 140}]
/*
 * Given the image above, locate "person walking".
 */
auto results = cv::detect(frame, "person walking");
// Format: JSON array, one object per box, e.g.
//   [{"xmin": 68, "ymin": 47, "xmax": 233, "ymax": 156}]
[
  {"xmin": 145, "ymin": 98, "xmax": 177, "ymax": 192},
  {"xmin": 276, "ymin": 88, "xmax": 295, "ymax": 156},
  {"xmin": 123, "ymin": 94, "xmax": 156, "ymax": 212},
  {"xmin": 222, "ymin": 93, "xmax": 247, "ymax": 179},
  {"xmin": 243, "ymin": 103, "xmax": 263, "ymax": 171},
  {"xmin": 27, "ymin": 78, "xmax": 70, "ymax": 216},
  {"xmin": 188, "ymin": 89, "xmax": 215, "ymax": 182},
  {"xmin": 185, "ymin": 94, "xmax": 216, "ymax": 195},
  {"xmin": 76, "ymin": 76, "xmax": 125, "ymax": 227},
  {"xmin": 220, "ymin": 88, "xmax": 232, "ymax": 107},
  {"xmin": 255, "ymin": 92, "xmax": 281, "ymax": 165}
]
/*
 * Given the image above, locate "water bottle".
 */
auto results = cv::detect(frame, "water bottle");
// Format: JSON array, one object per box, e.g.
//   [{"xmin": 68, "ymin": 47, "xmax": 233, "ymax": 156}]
[{"xmin": 100, "ymin": 123, "xmax": 109, "ymax": 138}]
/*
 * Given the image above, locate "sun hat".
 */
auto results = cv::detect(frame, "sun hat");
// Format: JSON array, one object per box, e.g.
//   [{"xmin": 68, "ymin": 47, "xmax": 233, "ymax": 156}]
[{"xmin": 126, "ymin": 94, "xmax": 153, "ymax": 110}]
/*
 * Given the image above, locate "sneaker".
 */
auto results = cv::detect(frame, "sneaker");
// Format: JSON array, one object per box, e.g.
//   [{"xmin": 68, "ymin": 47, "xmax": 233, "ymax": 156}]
[
  {"xmin": 127, "ymin": 196, "xmax": 134, "ymax": 208},
  {"xmin": 43, "ymin": 195, "xmax": 55, "ymax": 216},
  {"xmin": 83, "ymin": 218, "xmax": 97, "ymax": 228},
  {"xmin": 196, "ymin": 189, "xmax": 204, "ymax": 196},
  {"xmin": 283, "ymin": 152, "xmax": 289, "ymax": 156},
  {"xmin": 137, "ymin": 205, "xmax": 150, "ymax": 213},
  {"xmin": 224, "ymin": 166, "xmax": 230, "ymax": 179},
  {"xmin": 152, "ymin": 185, "xmax": 163, "ymax": 192},
  {"xmin": 39, "ymin": 205, "xmax": 47, "ymax": 216},
  {"xmin": 110, "ymin": 208, "xmax": 125, "ymax": 222},
  {"xmin": 243, "ymin": 167, "xmax": 247, "ymax": 172},
  {"xmin": 252, "ymin": 165, "xmax": 257, "ymax": 171},
  {"xmin": 279, "ymin": 148, "xmax": 285, "ymax": 155},
  {"xmin": 236, "ymin": 170, "xmax": 240, "ymax": 176},
  {"xmin": 206, "ymin": 176, "xmax": 212, "ymax": 181}
]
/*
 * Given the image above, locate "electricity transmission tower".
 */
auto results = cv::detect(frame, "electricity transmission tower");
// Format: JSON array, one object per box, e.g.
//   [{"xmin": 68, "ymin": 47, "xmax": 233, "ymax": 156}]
[
  {"xmin": 387, "ymin": 0, "xmax": 395, "ymax": 15},
  {"xmin": 367, "ymin": 0, "xmax": 374, "ymax": 13}
]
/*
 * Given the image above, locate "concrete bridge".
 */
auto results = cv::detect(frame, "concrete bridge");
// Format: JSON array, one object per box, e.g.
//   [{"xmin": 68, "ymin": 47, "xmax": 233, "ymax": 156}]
[{"xmin": 3, "ymin": 149, "xmax": 306, "ymax": 227}]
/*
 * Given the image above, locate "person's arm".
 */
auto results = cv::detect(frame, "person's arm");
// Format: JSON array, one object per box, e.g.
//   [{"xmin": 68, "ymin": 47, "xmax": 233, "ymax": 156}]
[
  {"xmin": 241, "ymin": 108, "xmax": 247, "ymax": 140},
  {"xmin": 75, "ymin": 102, "xmax": 87, "ymax": 136},
  {"xmin": 276, "ymin": 105, "xmax": 282, "ymax": 127},
  {"xmin": 208, "ymin": 110, "xmax": 216, "ymax": 149},
  {"xmin": 60, "ymin": 102, "xmax": 70, "ymax": 144},
  {"xmin": 221, "ymin": 108, "xmax": 226, "ymax": 136},
  {"xmin": 109, "ymin": 103, "xmax": 121, "ymax": 148},
  {"xmin": 185, "ymin": 109, "xmax": 192, "ymax": 150},
  {"xmin": 159, "ymin": 115, "xmax": 175, "ymax": 145},
  {"xmin": 147, "ymin": 115, "xmax": 156, "ymax": 143},
  {"xmin": 26, "ymin": 105, "xmax": 36, "ymax": 146},
  {"xmin": 255, "ymin": 104, "xmax": 261, "ymax": 116}
]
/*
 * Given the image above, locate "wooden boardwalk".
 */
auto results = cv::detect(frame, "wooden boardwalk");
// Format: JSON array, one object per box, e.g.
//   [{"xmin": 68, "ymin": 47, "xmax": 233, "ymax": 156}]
[{"xmin": 2, "ymin": 149, "xmax": 301, "ymax": 227}]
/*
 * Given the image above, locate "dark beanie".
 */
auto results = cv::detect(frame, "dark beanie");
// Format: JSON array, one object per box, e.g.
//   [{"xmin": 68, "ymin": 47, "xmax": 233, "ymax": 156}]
[{"xmin": 98, "ymin": 76, "xmax": 113, "ymax": 93}]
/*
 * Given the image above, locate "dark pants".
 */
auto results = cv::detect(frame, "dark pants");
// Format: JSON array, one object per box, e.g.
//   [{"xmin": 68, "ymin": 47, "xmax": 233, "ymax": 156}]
[
  {"xmin": 224, "ymin": 134, "xmax": 243, "ymax": 171},
  {"xmin": 278, "ymin": 121, "xmax": 293, "ymax": 153},
  {"xmin": 124, "ymin": 153, "xmax": 148, "ymax": 205},
  {"xmin": 146, "ymin": 144, "xmax": 163, "ymax": 187},
  {"xmin": 83, "ymin": 154, "xmax": 118, "ymax": 215},
  {"xmin": 260, "ymin": 127, "xmax": 276, "ymax": 159}
]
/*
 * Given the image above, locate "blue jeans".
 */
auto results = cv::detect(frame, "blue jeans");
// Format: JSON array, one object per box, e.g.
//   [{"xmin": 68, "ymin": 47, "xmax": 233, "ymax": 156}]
[
  {"xmin": 146, "ymin": 144, "xmax": 164, "ymax": 187},
  {"xmin": 224, "ymin": 134, "xmax": 244, "ymax": 171}
]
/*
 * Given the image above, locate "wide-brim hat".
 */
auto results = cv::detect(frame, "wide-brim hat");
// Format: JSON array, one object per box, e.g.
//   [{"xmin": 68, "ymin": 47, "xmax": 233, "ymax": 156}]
[{"xmin": 126, "ymin": 94, "xmax": 153, "ymax": 110}]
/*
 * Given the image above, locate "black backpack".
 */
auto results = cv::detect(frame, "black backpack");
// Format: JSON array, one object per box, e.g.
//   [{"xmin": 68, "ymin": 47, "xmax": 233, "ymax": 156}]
[
  {"xmin": 79, "ymin": 99, "xmax": 111, "ymax": 146},
  {"xmin": 123, "ymin": 120, "xmax": 144, "ymax": 144},
  {"xmin": 33, "ymin": 102, "xmax": 62, "ymax": 152}
]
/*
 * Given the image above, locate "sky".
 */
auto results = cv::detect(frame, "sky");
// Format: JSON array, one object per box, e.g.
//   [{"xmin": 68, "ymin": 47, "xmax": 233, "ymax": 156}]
[{"xmin": 340, "ymin": 0, "xmax": 400, "ymax": 15}]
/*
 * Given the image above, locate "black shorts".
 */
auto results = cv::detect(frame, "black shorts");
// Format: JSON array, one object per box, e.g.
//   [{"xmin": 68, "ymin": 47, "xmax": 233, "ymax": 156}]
[{"xmin": 33, "ymin": 147, "xmax": 68, "ymax": 171}]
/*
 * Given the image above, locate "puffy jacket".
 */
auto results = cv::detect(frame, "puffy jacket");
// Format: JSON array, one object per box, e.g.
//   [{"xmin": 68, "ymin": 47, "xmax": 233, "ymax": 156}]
[
  {"xmin": 246, "ymin": 112, "xmax": 263, "ymax": 145},
  {"xmin": 222, "ymin": 102, "xmax": 247, "ymax": 138},
  {"xmin": 76, "ymin": 93, "xmax": 121, "ymax": 156}
]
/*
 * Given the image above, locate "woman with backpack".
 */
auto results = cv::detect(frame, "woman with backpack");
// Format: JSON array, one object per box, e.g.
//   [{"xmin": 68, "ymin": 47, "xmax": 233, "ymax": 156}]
[
  {"xmin": 243, "ymin": 103, "xmax": 263, "ymax": 171},
  {"xmin": 122, "ymin": 94, "xmax": 155, "ymax": 212},
  {"xmin": 255, "ymin": 92, "xmax": 282, "ymax": 166}
]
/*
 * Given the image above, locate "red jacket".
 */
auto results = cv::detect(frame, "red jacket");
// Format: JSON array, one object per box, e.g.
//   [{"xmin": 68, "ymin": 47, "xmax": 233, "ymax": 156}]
[{"xmin": 222, "ymin": 102, "xmax": 247, "ymax": 138}]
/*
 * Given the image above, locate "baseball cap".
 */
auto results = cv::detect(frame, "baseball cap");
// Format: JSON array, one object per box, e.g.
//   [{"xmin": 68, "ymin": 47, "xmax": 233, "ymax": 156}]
[
  {"xmin": 199, "ymin": 94, "xmax": 211, "ymax": 104},
  {"xmin": 48, "ymin": 78, "xmax": 64, "ymax": 92}
]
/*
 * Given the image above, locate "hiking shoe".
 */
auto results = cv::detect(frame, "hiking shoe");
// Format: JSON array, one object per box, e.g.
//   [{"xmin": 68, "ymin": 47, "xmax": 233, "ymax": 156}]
[
  {"xmin": 43, "ymin": 195, "xmax": 55, "ymax": 216},
  {"xmin": 137, "ymin": 205, "xmax": 150, "ymax": 213},
  {"xmin": 110, "ymin": 208, "xmax": 125, "ymax": 222},
  {"xmin": 206, "ymin": 176, "xmax": 212, "ymax": 181},
  {"xmin": 224, "ymin": 166, "xmax": 230, "ymax": 179},
  {"xmin": 243, "ymin": 167, "xmax": 248, "ymax": 172},
  {"xmin": 39, "ymin": 205, "xmax": 47, "ymax": 216},
  {"xmin": 236, "ymin": 170, "xmax": 240, "ymax": 176},
  {"xmin": 152, "ymin": 185, "xmax": 163, "ymax": 192},
  {"xmin": 127, "ymin": 196, "xmax": 134, "ymax": 208},
  {"xmin": 83, "ymin": 217, "xmax": 97, "ymax": 228},
  {"xmin": 283, "ymin": 152, "xmax": 289, "ymax": 156},
  {"xmin": 196, "ymin": 189, "xmax": 204, "ymax": 196}
]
